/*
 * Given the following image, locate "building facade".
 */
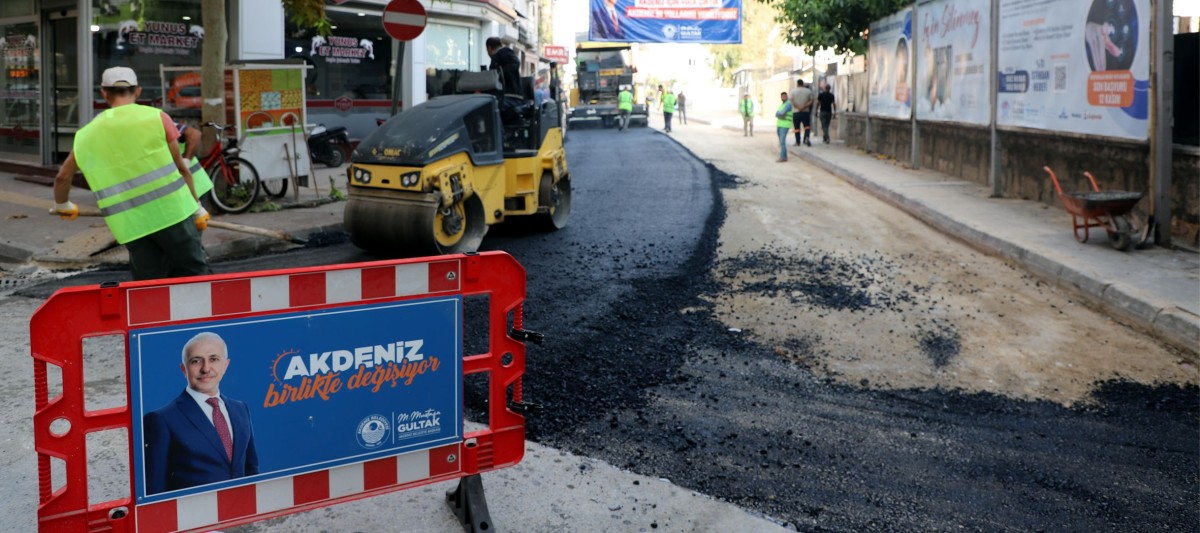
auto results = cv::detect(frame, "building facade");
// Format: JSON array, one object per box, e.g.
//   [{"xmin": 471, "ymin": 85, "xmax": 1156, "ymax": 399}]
[{"xmin": 0, "ymin": 0, "xmax": 540, "ymax": 166}]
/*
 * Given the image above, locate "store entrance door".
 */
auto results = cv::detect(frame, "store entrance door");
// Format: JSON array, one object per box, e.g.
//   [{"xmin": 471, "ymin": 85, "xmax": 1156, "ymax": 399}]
[{"xmin": 39, "ymin": 8, "xmax": 77, "ymax": 165}]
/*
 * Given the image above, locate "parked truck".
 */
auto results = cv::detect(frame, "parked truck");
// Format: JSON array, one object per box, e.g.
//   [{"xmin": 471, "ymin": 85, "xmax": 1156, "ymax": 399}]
[{"xmin": 569, "ymin": 38, "xmax": 647, "ymax": 128}]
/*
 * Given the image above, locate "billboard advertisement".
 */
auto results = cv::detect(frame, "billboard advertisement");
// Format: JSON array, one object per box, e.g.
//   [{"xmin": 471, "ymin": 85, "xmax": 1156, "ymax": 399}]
[
  {"xmin": 868, "ymin": 8, "xmax": 914, "ymax": 119},
  {"xmin": 129, "ymin": 297, "xmax": 463, "ymax": 505},
  {"xmin": 996, "ymin": 0, "xmax": 1149, "ymax": 140},
  {"xmin": 916, "ymin": 0, "xmax": 991, "ymax": 125},
  {"xmin": 588, "ymin": 0, "xmax": 742, "ymax": 44}
]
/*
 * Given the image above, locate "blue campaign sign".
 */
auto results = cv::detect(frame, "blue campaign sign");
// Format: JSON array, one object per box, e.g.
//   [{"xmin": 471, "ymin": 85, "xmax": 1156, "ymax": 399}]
[
  {"xmin": 128, "ymin": 296, "xmax": 462, "ymax": 504},
  {"xmin": 589, "ymin": 0, "xmax": 742, "ymax": 44}
]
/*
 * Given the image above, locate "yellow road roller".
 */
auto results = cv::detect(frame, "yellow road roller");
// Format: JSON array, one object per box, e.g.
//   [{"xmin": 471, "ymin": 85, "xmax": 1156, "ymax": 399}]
[{"xmin": 344, "ymin": 80, "xmax": 570, "ymax": 255}]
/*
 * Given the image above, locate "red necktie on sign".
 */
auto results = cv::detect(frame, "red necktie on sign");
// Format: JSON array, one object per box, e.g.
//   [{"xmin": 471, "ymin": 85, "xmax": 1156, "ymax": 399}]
[
  {"xmin": 612, "ymin": 12, "xmax": 619, "ymax": 31},
  {"xmin": 207, "ymin": 397, "xmax": 233, "ymax": 461}
]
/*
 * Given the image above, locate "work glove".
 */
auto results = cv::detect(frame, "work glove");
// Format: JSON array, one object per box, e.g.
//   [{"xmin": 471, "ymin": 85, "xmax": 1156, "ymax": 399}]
[
  {"xmin": 50, "ymin": 201, "xmax": 79, "ymax": 221},
  {"xmin": 194, "ymin": 206, "xmax": 210, "ymax": 232}
]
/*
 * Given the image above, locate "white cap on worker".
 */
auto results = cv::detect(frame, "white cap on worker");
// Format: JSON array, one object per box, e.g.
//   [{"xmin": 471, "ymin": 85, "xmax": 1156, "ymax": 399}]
[{"xmin": 101, "ymin": 67, "xmax": 138, "ymax": 87}]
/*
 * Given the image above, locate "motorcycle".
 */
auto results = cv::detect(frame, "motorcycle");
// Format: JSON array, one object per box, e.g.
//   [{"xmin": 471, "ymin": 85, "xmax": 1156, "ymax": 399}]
[{"xmin": 308, "ymin": 124, "xmax": 350, "ymax": 168}]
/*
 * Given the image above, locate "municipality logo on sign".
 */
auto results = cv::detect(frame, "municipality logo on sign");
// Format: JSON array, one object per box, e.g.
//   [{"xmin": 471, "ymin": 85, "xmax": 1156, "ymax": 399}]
[
  {"xmin": 396, "ymin": 409, "xmax": 442, "ymax": 441},
  {"xmin": 356, "ymin": 414, "xmax": 390, "ymax": 449}
]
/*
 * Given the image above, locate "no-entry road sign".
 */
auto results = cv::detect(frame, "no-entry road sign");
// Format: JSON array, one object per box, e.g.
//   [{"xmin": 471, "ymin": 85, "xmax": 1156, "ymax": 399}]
[{"xmin": 382, "ymin": 0, "xmax": 427, "ymax": 42}]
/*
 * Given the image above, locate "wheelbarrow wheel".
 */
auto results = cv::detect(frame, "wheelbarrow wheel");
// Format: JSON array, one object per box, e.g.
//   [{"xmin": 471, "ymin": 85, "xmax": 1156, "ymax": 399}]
[{"xmin": 1108, "ymin": 215, "xmax": 1133, "ymax": 252}]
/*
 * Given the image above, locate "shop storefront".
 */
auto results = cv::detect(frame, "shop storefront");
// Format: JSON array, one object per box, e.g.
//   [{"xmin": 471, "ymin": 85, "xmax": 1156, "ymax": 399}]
[
  {"xmin": 0, "ymin": 0, "xmax": 535, "ymax": 166},
  {"xmin": 0, "ymin": 0, "xmax": 205, "ymax": 166},
  {"xmin": 290, "ymin": 2, "xmax": 505, "ymax": 140}
]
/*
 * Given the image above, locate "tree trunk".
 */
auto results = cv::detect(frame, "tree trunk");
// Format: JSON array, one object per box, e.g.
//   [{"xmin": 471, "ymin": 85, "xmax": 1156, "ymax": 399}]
[{"xmin": 201, "ymin": 0, "xmax": 227, "ymax": 152}]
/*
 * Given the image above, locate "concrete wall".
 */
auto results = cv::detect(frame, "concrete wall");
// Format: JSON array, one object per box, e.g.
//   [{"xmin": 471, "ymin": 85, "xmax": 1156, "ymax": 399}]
[
  {"xmin": 842, "ymin": 114, "xmax": 1200, "ymax": 248},
  {"xmin": 1173, "ymin": 151, "xmax": 1200, "ymax": 246}
]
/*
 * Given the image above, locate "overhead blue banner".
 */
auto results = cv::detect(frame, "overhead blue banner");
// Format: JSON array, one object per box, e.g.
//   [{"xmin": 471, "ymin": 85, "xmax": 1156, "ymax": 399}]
[
  {"xmin": 129, "ymin": 297, "xmax": 463, "ymax": 504},
  {"xmin": 589, "ymin": 0, "xmax": 742, "ymax": 44}
]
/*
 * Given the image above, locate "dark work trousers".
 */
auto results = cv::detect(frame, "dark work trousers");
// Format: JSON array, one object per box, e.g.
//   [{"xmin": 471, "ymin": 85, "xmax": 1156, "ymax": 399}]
[
  {"xmin": 820, "ymin": 111, "xmax": 833, "ymax": 141},
  {"xmin": 124, "ymin": 215, "xmax": 212, "ymax": 280},
  {"xmin": 793, "ymin": 111, "xmax": 812, "ymax": 144},
  {"xmin": 664, "ymin": 111, "xmax": 673, "ymax": 132}
]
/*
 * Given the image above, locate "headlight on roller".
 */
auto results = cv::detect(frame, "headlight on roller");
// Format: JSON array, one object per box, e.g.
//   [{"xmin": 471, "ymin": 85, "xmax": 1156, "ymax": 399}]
[
  {"xmin": 400, "ymin": 172, "xmax": 420, "ymax": 187},
  {"xmin": 352, "ymin": 167, "xmax": 371, "ymax": 184}
]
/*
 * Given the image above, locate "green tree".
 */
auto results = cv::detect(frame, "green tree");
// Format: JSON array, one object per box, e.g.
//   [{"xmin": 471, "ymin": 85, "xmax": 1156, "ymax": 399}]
[
  {"xmin": 709, "ymin": 1, "xmax": 794, "ymax": 87},
  {"xmin": 199, "ymin": 0, "xmax": 328, "ymax": 149},
  {"xmin": 767, "ymin": 0, "xmax": 911, "ymax": 56}
]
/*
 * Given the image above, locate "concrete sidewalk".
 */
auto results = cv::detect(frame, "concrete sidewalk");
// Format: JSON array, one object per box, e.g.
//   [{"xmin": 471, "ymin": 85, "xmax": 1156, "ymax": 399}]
[
  {"xmin": 687, "ymin": 109, "xmax": 1199, "ymax": 355},
  {"xmin": 0, "ymin": 165, "xmax": 347, "ymax": 271}
]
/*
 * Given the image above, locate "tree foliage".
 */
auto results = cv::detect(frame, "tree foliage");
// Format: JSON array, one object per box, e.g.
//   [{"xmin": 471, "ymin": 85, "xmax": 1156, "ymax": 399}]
[
  {"xmin": 199, "ymin": 0, "xmax": 328, "ymax": 149},
  {"xmin": 281, "ymin": 0, "xmax": 331, "ymax": 36},
  {"xmin": 709, "ymin": 1, "xmax": 789, "ymax": 87},
  {"xmin": 766, "ymin": 0, "xmax": 911, "ymax": 56}
]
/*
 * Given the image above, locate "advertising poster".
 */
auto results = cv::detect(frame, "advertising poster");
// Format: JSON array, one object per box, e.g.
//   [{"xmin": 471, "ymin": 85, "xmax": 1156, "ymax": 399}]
[
  {"xmin": 916, "ymin": 0, "xmax": 990, "ymax": 124},
  {"xmin": 997, "ymin": 0, "xmax": 1149, "ymax": 140},
  {"xmin": 868, "ymin": 8, "xmax": 914, "ymax": 119},
  {"xmin": 588, "ymin": 0, "xmax": 741, "ymax": 44},
  {"xmin": 238, "ymin": 68, "xmax": 305, "ymax": 134},
  {"xmin": 129, "ymin": 297, "xmax": 463, "ymax": 504},
  {"xmin": 309, "ymin": 35, "xmax": 377, "ymax": 65}
]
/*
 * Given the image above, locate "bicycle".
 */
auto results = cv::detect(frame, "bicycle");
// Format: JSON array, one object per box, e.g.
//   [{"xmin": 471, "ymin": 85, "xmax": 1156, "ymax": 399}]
[{"xmin": 199, "ymin": 122, "xmax": 260, "ymax": 214}]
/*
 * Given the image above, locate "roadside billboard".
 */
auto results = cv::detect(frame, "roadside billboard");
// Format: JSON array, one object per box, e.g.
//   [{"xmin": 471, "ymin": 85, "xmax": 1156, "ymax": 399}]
[
  {"xmin": 868, "ymin": 8, "xmax": 914, "ymax": 119},
  {"xmin": 916, "ymin": 0, "xmax": 990, "ymax": 125},
  {"xmin": 996, "ymin": 0, "xmax": 1149, "ymax": 140},
  {"xmin": 129, "ymin": 297, "xmax": 463, "ymax": 504},
  {"xmin": 588, "ymin": 0, "xmax": 742, "ymax": 44}
]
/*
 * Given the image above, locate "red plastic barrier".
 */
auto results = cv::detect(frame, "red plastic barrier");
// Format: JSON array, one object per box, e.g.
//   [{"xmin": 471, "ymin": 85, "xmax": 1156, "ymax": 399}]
[{"xmin": 31, "ymin": 252, "xmax": 526, "ymax": 532}]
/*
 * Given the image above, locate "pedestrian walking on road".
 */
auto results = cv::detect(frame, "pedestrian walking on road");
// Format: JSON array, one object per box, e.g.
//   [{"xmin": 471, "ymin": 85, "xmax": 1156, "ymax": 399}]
[
  {"xmin": 789, "ymin": 79, "xmax": 814, "ymax": 147},
  {"xmin": 739, "ymin": 93, "xmax": 755, "ymax": 136},
  {"xmin": 775, "ymin": 91, "xmax": 794, "ymax": 162},
  {"xmin": 817, "ymin": 82, "xmax": 836, "ymax": 144},
  {"xmin": 662, "ymin": 88, "xmax": 677, "ymax": 133},
  {"xmin": 51, "ymin": 67, "xmax": 211, "ymax": 281},
  {"xmin": 676, "ymin": 92, "xmax": 687, "ymax": 125},
  {"xmin": 656, "ymin": 85, "xmax": 665, "ymax": 110}
]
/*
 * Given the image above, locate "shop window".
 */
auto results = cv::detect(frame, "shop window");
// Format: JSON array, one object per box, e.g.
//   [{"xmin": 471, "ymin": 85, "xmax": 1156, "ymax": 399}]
[
  {"xmin": 285, "ymin": 10, "xmax": 392, "ymax": 101},
  {"xmin": 0, "ymin": 0, "xmax": 35, "ymax": 18},
  {"xmin": 92, "ymin": 0, "xmax": 205, "ymax": 118},
  {"xmin": 0, "ymin": 22, "xmax": 39, "ymax": 158},
  {"xmin": 425, "ymin": 23, "xmax": 477, "ymax": 71}
]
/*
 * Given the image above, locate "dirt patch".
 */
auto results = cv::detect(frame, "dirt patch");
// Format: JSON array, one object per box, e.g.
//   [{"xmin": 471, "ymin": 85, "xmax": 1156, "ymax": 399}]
[{"xmin": 686, "ymin": 128, "xmax": 1196, "ymax": 406}]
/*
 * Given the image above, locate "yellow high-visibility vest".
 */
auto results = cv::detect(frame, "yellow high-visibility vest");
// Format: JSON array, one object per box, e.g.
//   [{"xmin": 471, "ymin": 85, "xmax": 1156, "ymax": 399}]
[
  {"xmin": 618, "ymin": 90, "xmax": 633, "ymax": 111},
  {"xmin": 776, "ymin": 102, "xmax": 793, "ymax": 128},
  {"xmin": 74, "ymin": 104, "xmax": 198, "ymax": 244}
]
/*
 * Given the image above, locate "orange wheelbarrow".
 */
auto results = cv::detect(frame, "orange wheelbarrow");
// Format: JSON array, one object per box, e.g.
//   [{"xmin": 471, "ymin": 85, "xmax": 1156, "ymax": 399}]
[{"xmin": 1043, "ymin": 167, "xmax": 1143, "ymax": 252}]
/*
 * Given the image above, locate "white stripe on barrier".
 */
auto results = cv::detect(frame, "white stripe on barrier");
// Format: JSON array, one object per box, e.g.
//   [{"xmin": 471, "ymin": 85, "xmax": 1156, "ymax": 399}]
[
  {"xmin": 329, "ymin": 462, "xmax": 364, "ymax": 499},
  {"xmin": 255, "ymin": 476, "xmax": 294, "ymax": 514},
  {"xmin": 396, "ymin": 263, "xmax": 429, "ymax": 297},
  {"xmin": 397, "ymin": 448, "xmax": 428, "ymax": 485},
  {"xmin": 170, "ymin": 282, "xmax": 212, "ymax": 321},
  {"xmin": 325, "ymin": 269, "xmax": 362, "ymax": 304},
  {"xmin": 176, "ymin": 490, "xmax": 218, "ymax": 530},
  {"xmin": 251, "ymin": 276, "xmax": 289, "ymax": 312}
]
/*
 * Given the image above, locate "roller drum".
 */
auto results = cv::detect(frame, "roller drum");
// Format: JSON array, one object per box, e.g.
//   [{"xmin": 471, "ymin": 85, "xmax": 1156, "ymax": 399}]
[{"xmin": 344, "ymin": 192, "xmax": 440, "ymax": 256}]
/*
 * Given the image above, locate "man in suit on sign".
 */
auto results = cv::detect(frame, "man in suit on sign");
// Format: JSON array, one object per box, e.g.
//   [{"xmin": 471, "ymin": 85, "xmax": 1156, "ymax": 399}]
[
  {"xmin": 591, "ymin": 0, "xmax": 626, "ymax": 40},
  {"xmin": 143, "ymin": 331, "xmax": 259, "ymax": 495}
]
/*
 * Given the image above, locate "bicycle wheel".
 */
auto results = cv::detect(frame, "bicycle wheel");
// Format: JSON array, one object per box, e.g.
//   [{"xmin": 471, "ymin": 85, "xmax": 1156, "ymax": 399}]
[
  {"xmin": 261, "ymin": 177, "xmax": 288, "ymax": 199},
  {"xmin": 207, "ymin": 157, "xmax": 260, "ymax": 214}
]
